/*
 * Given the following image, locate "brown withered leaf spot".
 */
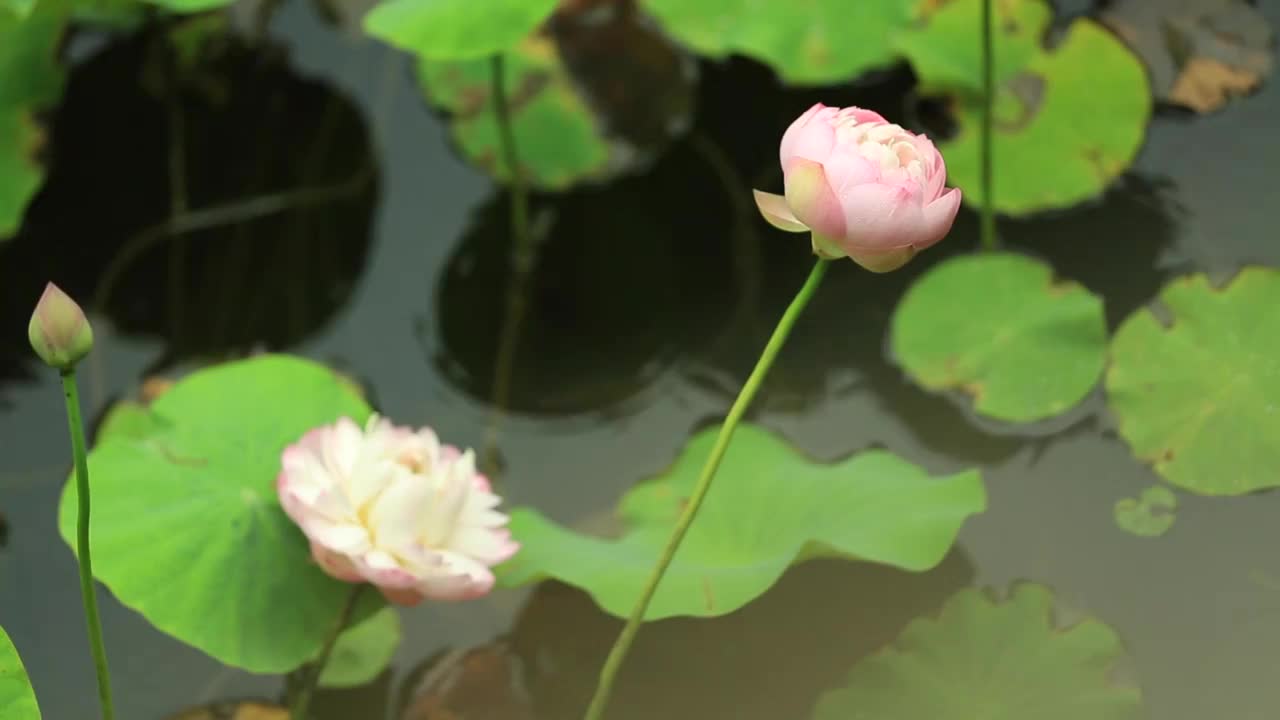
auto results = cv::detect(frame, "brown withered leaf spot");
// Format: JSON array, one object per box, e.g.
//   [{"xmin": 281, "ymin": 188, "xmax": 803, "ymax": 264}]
[
  {"xmin": 1100, "ymin": 0, "xmax": 1274, "ymax": 113},
  {"xmin": 164, "ymin": 700, "xmax": 288, "ymax": 720}
]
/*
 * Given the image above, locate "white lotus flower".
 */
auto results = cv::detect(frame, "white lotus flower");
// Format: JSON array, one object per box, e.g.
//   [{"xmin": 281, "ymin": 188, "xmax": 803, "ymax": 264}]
[{"xmin": 277, "ymin": 414, "xmax": 518, "ymax": 605}]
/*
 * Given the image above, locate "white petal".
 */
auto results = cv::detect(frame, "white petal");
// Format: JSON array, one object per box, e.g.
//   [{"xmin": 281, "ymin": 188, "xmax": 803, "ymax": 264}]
[
  {"xmin": 309, "ymin": 523, "xmax": 371, "ymax": 555},
  {"xmin": 367, "ymin": 468, "xmax": 433, "ymax": 549}
]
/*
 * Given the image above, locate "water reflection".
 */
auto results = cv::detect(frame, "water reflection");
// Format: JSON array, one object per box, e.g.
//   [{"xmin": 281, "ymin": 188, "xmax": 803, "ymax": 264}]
[
  {"xmin": 431, "ymin": 145, "xmax": 742, "ymax": 418},
  {"xmin": 0, "ymin": 18, "xmax": 378, "ymax": 397},
  {"xmin": 391, "ymin": 551, "xmax": 972, "ymax": 720}
]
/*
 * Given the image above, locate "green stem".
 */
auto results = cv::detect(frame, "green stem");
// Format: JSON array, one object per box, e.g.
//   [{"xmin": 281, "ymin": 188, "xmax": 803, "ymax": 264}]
[
  {"xmin": 979, "ymin": 0, "xmax": 997, "ymax": 250},
  {"xmin": 582, "ymin": 258, "xmax": 831, "ymax": 720},
  {"xmin": 480, "ymin": 52, "xmax": 534, "ymax": 480},
  {"xmin": 290, "ymin": 584, "xmax": 363, "ymax": 720},
  {"xmin": 61, "ymin": 370, "xmax": 115, "ymax": 720}
]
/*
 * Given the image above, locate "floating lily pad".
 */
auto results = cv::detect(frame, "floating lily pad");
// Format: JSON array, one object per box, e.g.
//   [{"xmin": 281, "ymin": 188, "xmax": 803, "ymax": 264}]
[
  {"xmin": 896, "ymin": 0, "xmax": 1151, "ymax": 215},
  {"xmin": 319, "ymin": 606, "xmax": 401, "ymax": 689},
  {"xmin": 0, "ymin": 0, "xmax": 66, "ymax": 239},
  {"xmin": 58, "ymin": 355, "xmax": 384, "ymax": 673},
  {"xmin": 813, "ymin": 583, "xmax": 1143, "ymax": 720},
  {"xmin": 890, "ymin": 253, "xmax": 1107, "ymax": 424},
  {"xmin": 94, "ymin": 400, "xmax": 158, "ymax": 443},
  {"xmin": 365, "ymin": 0, "xmax": 558, "ymax": 61},
  {"xmin": 497, "ymin": 423, "xmax": 985, "ymax": 620},
  {"xmin": 0, "ymin": 626, "xmax": 39, "ymax": 719},
  {"xmin": 420, "ymin": 36, "xmax": 614, "ymax": 190},
  {"xmin": 1114, "ymin": 485, "xmax": 1177, "ymax": 538},
  {"xmin": 1106, "ymin": 268, "xmax": 1280, "ymax": 496},
  {"xmin": 642, "ymin": 0, "xmax": 914, "ymax": 85}
]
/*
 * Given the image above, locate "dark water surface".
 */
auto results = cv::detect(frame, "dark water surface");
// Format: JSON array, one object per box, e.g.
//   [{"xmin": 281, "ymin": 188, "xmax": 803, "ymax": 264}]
[{"xmin": 2, "ymin": 1, "xmax": 1279, "ymax": 718}]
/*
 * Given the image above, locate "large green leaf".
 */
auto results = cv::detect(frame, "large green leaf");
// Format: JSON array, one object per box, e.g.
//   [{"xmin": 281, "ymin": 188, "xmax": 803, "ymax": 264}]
[
  {"xmin": 0, "ymin": 627, "xmax": 39, "ymax": 719},
  {"xmin": 896, "ymin": 0, "xmax": 1150, "ymax": 215},
  {"xmin": 58, "ymin": 355, "xmax": 384, "ymax": 673},
  {"xmin": 0, "ymin": 0, "xmax": 66, "ymax": 239},
  {"xmin": 364, "ymin": 0, "xmax": 558, "ymax": 61},
  {"xmin": 641, "ymin": 0, "xmax": 915, "ymax": 85},
  {"xmin": 420, "ymin": 37, "xmax": 613, "ymax": 190},
  {"xmin": 497, "ymin": 423, "xmax": 985, "ymax": 620},
  {"xmin": 813, "ymin": 584, "xmax": 1143, "ymax": 720},
  {"xmin": 889, "ymin": 253, "xmax": 1107, "ymax": 424},
  {"xmin": 1106, "ymin": 268, "xmax": 1280, "ymax": 496},
  {"xmin": 2, "ymin": 0, "xmax": 34, "ymax": 18}
]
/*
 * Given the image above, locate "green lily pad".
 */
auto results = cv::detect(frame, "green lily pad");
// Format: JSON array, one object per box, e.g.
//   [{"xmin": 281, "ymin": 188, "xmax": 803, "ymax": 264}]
[
  {"xmin": 2, "ymin": 0, "xmax": 33, "ymax": 18},
  {"xmin": 1106, "ymin": 268, "xmax": 1280, "ymax": 496},
  {"xmin": 318, "ymin": 606, "xmax": 401, "ymax": 688},
  {"xmin": 895, "ymin": 0, "xmax": 1151, "ymax": 215},
  {"xmin": 95, "ymin": 400, "xmax": 160, "ymax": 443},
  {"xmin": 813, "ymin": 583, "xmax": 1143, "ymax": 720},
  {"xmin": 889, "ymin": 253, "xmax": 1107, "ymax": 424},
  {"xmin": 58, "ymin": 355, "xmax": 384, "ymax": 673},
  {"xmin": 420, "ymin": 36, "xmax": 613, "ymax": 190},
  {"xmin": 641, "ymin": 0, "xmax": 914, "ymax": 85},
  {"xmin": 0, "ymin": 0, "xmax": 66, "ymax": 239},
  {"xmin": 0, "ymin": 626, "xmax": 39, "ymax": 719},
  {"xmin": 1114, "ymin": 485, "xmax": 1177, "ymax": 538},
  {"xmin": 365, "ymin": 0, "xmax": 558, "ymax": 61},
  {"xmin": 497, "ymin": 423, "xmax": 985, "ymax": 620}
]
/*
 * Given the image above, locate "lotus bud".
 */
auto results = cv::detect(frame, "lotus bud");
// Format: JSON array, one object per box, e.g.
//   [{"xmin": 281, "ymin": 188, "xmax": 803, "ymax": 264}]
[{"xmin": 28, "ymin": 282, "xmax": 94, "ymax": 371}]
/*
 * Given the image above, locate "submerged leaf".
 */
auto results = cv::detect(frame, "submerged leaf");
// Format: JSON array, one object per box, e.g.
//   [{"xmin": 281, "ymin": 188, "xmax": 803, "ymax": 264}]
[
  {"xmin": 420, "ymin": 36, "xmax": 613, "ymax": 190},
  {"xmin": 1114, "ymin": 485, "xmax": 1177, "ymax": 538},
  {"xmin": 890, "ymin": 252, "xmax": 1107, "ymax": 424},
  {"xmin": 1106, "ymin": 268, "xmax": 1280, "ymax": 496},
  {"xmin": 0, "ymin": 626, "xmax": 39, "ymax": 719},
  {"xmin": 58, "ymin": 355, "xmax": 384, "ymax": 672},
  {"xmin": 813, "ymin": 584, "xmax": 1143, "ymax": 720},
  {"xmin": 497, "ymin": 423, "xmax": 985, "ymax": 620},
  {"xmin": 897, "ymin": 0, "xmax": 1151, "ymax": 215}
]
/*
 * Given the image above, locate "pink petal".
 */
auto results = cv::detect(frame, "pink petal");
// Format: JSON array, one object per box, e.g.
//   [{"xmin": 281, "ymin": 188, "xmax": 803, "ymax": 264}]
[
  {"xmin": 838, "ymin": 182, "xmax": 926, "ymax": 251},
  {"xmin": 834, "ymin": 106, "xmax": 888, "ymax": 126},
  {"xmin": 784, "ymin": 158, "xmax": 846, "ymax": 239},
  {"xmin": 779, "ymin": 103, "xmax": 837, "ymax": 168},
  {"xmin": 413, "ymin": 553, "xmax": 497, "ymax": 601},
  {"xmin": 915, "ymin": 188, "xmax": 963, "ymax": 250},
  {"xmin": 353, "ymin": 549, "xmax": 419, "ymax": 589},
  {"xmin": 847, "ymin": 246, "xmax": 918, "ymax": 273},
  {"xmin": 821, "ymin": 151, "xmax": 880, "ymax": 194},
  {"xmin": 910, "ymin": 134, "xmax": 947, "ymax": 201},
  {"xmin": 752, "ymin": 190, "xmax": 809, "ymax": 233},
  {"xmin": 310, "ymin": 541, "xmax": 365, "ymax": 582}
]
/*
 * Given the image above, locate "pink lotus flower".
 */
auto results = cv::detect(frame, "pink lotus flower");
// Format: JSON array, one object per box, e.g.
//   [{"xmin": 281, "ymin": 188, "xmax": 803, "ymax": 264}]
[
  {"xmin": 277, "ymin": 415, "xmax": 519, "ymax": 606},
  {"xmin": 753, "ymin": 103, "xmax": 962, "ymax": 272}
]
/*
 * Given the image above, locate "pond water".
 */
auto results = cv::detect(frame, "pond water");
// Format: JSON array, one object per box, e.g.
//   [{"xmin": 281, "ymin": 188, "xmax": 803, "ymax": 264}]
[{"xmin": 2, "ymin": 1, "xmax": 1280, "ymax": 718}]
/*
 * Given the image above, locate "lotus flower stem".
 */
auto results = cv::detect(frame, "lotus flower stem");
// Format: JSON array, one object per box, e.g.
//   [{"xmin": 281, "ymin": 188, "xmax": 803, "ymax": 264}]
[
  {"xmin": 480, "ymin": 52, "xmax": 535, "ymax": 479},
  {"xmin": 583, "ymin": 258, "xmax": 831, "ymax": 720},
  {"xmin": 979, "ymin": 0, "xmax": 997, "ymax": 250},
  {"xmin": 289, "ymin": 584, "xmax": 363, "ymax": 720},
  {"xmin": 61, "ymin": 370, "xmax": 115, "ymax": 720}
]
